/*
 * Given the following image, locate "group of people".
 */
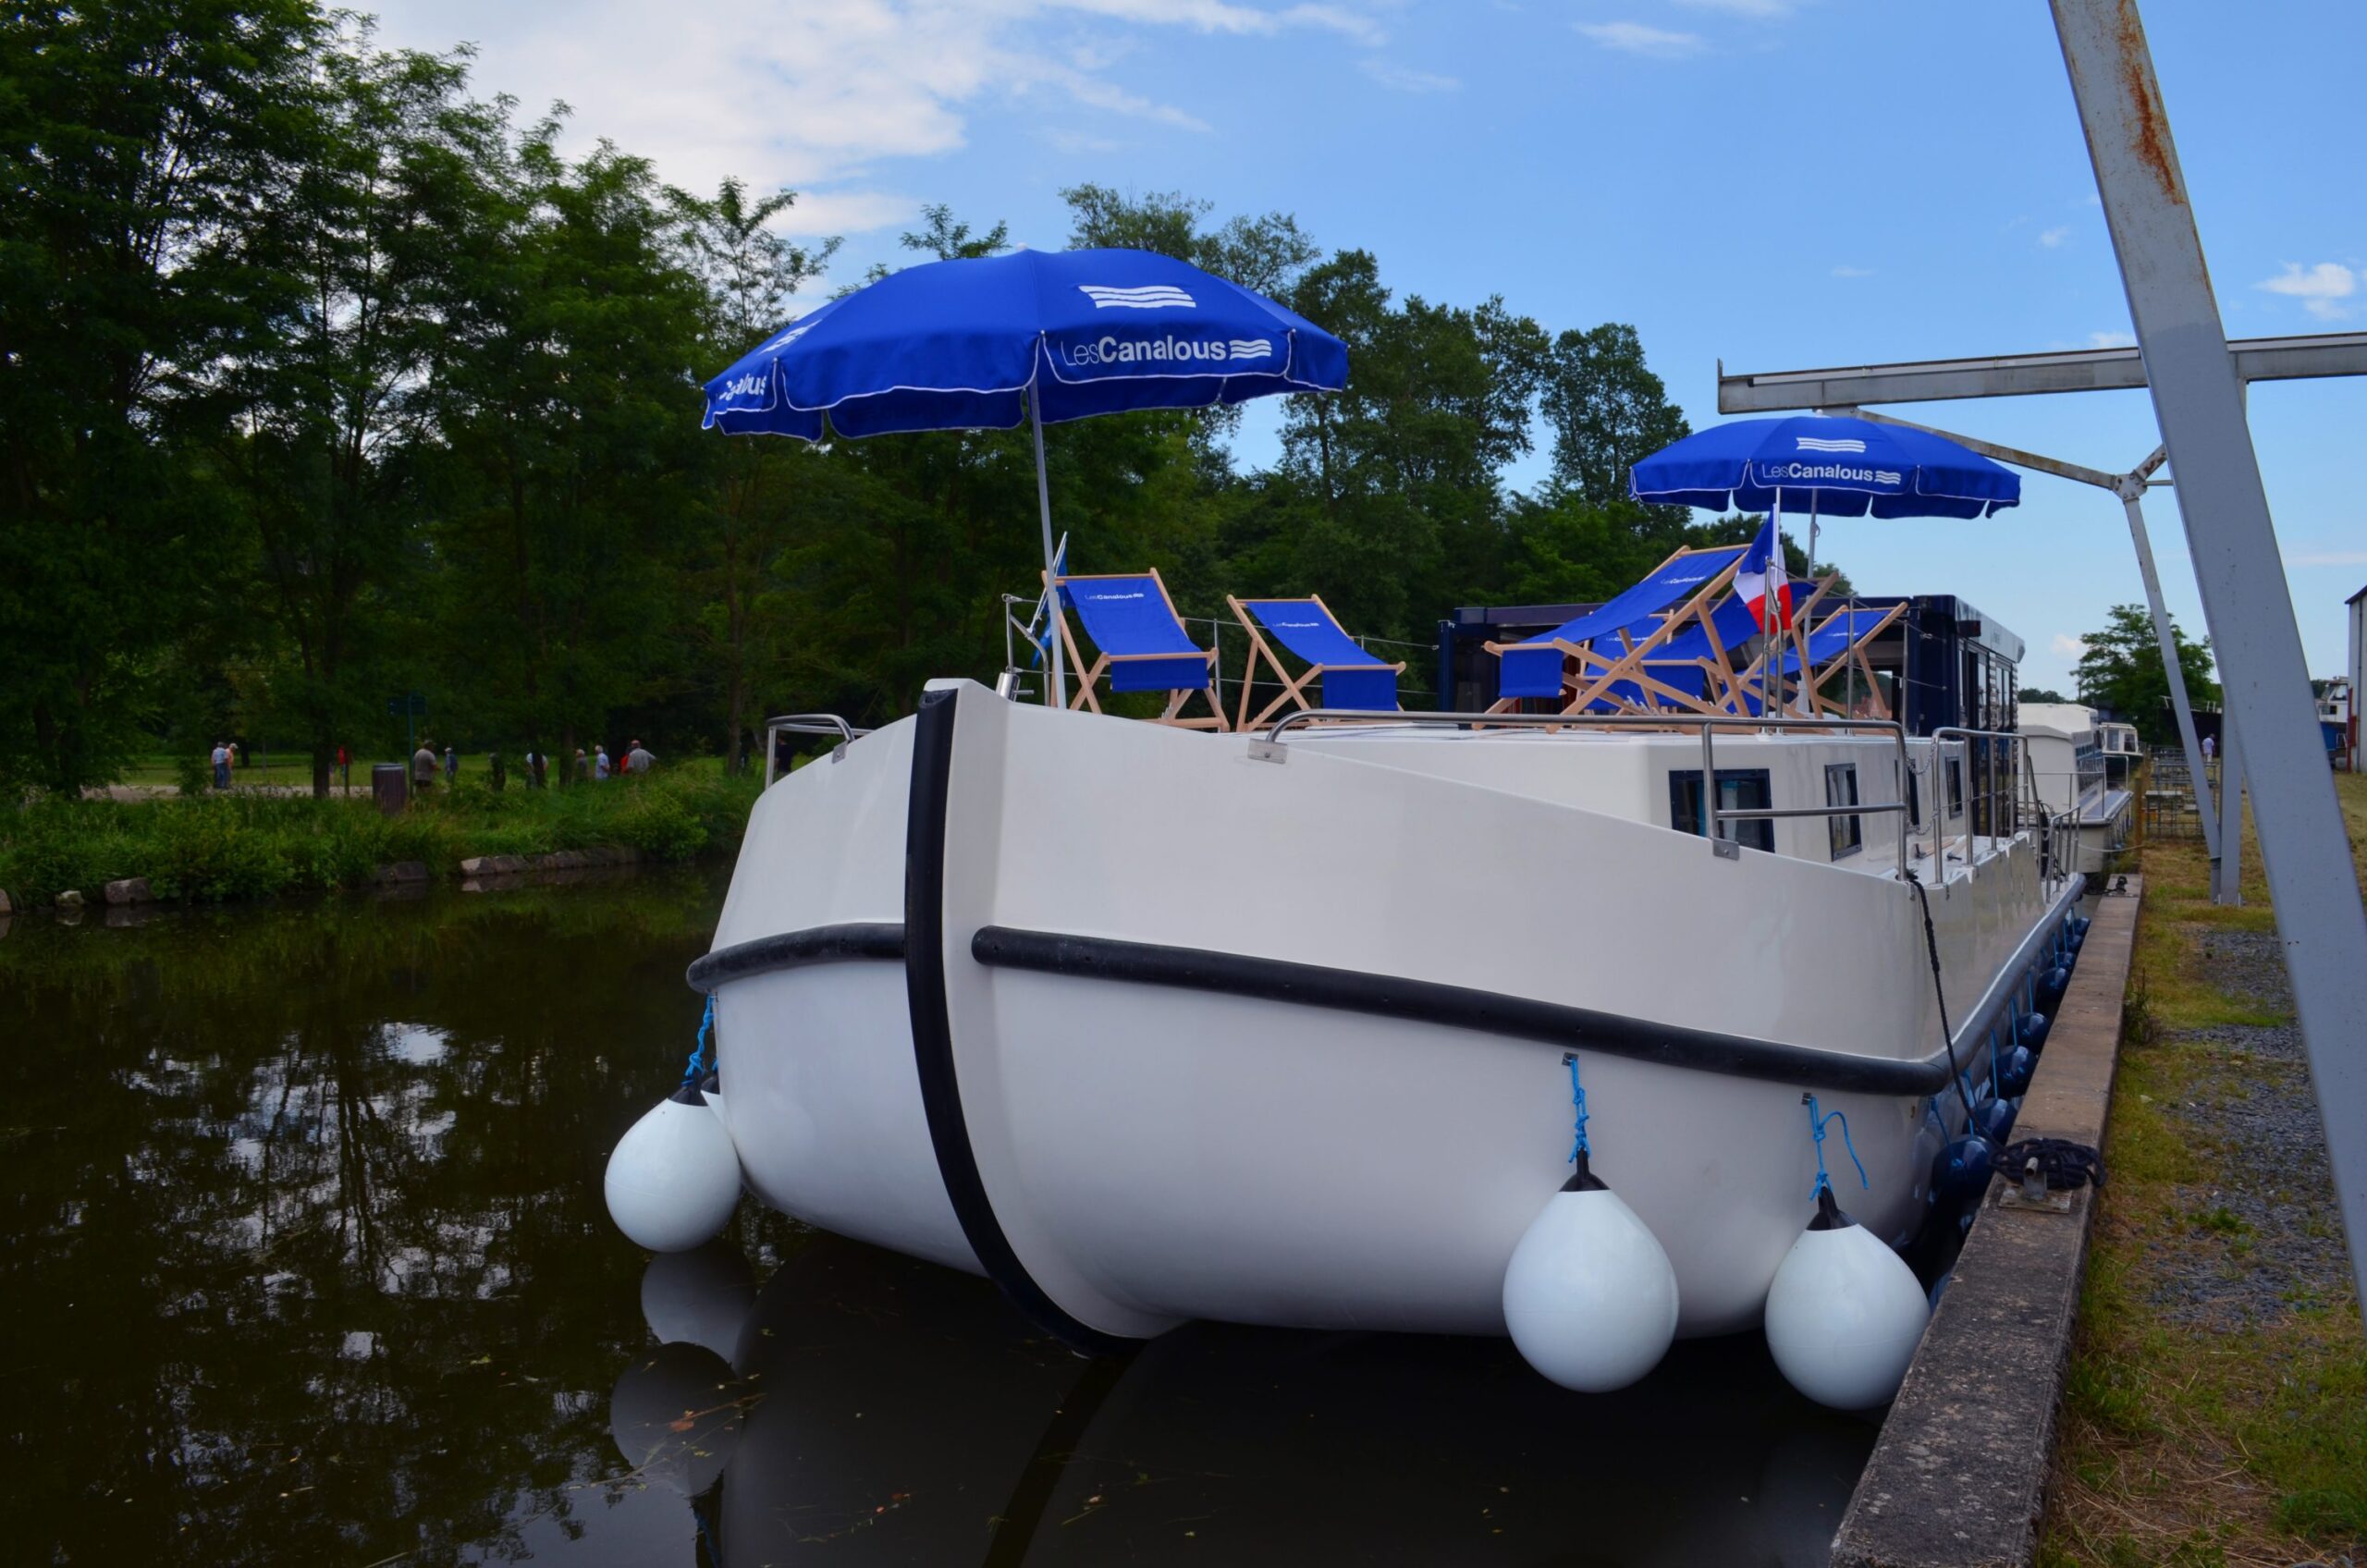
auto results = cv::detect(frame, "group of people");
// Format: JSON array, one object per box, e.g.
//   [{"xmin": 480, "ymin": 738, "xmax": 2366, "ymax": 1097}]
[{"xmin": 405, "ymin": 739, "xmax": 658, "ymax": 793}]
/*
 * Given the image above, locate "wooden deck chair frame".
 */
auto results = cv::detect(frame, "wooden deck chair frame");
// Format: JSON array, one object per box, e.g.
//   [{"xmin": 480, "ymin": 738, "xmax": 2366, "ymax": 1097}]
[
  {"xmin": 1226, "ymin": 594, "xmax": 1406, "ymax": 731},
  {"xmin": 1555, "ymin": 552, "xmax": 1762, "ymax": 717},
  {"xmin": 1800, "ymin": 601, "xmax": 1907, "ymax": 720},
  {"xmin": 1479, "ymin": 545, "xmax": 1746, "ymax": 717},
  {"xmin": 1048, "ymin": 566, "xmax": 1229, "ymax": 731}
]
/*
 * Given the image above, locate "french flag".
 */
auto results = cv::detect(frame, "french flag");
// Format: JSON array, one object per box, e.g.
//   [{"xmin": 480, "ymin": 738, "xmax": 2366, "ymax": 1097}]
[{"xmin": 1735, "ymin": 510, "xmax": 1793, "ymax": 634}]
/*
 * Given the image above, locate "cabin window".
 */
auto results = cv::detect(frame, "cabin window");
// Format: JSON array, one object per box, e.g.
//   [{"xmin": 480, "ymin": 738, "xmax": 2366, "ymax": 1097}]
[
  {"xmin": 1825, "ymin": 763, "xmax": 1863, "ymax": 859},
  {"xmin": 1945, "ymin": 757, "xmax": 1965, "ymax": 819},
  {"xmin": 1669, "ymin": 768, "xmax": 1774, "ymax": 852}
]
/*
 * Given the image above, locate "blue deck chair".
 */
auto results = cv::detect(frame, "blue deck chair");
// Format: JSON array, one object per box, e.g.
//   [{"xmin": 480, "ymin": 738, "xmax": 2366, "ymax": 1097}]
[
  {"xmin": 1228, "ymin": 594, "xmax": 1404, "ymax": 729},
  {"xmin": 1773, "ymin": 599, "xmax": 1906, "ymax": 717},
  {"xmin": 1050, "ymin": 568, "xmax": 1227, "ymax": 729},
  {"xmin": 1484, "ymin": 545, "xmax": 1747, "ymax": 715}
]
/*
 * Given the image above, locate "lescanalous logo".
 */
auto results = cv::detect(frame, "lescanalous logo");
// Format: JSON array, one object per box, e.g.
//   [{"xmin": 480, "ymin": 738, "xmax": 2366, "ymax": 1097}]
[{"xmin": 1057, "ymin": 334, "xmax": 1274, "ymax": 369}]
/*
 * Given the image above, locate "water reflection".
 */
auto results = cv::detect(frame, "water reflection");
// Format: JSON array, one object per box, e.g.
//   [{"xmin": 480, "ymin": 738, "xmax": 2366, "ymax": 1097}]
[
  {"xmin": 619, "ymin": 1234, "xmax": 1873, "ymax": 1567},
  {"xmin": 1, "ymin": 876, "xmax": 1873, "ymax": 1566},
  {"xmin": 0, "ymin": 873, "xmax": 730, "ymax": 1566}
]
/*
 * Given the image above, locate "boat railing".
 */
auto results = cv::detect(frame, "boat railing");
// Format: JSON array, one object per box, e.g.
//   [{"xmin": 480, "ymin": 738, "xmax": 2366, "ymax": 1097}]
[
  {"xmin": 762, "ymin": 714, "xmax": 873, "ymax": 785},
  {"xmin": 1254, "ymin": 708, "xmax": 1915, "ymax": 880},
  {"xmin": 1930, "ymin": 726, "xmax": 2057, "ymax": 880}
]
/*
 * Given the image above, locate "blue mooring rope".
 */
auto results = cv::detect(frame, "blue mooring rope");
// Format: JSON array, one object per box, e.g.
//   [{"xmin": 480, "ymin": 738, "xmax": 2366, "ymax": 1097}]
[
  {"xmin": 681, "ymin": 995, "xmax": 716, "ymax": 1086},
  {"xmin": 1804, "ymin": 1093, "xmax": 1869, "ymax": 1198},
  {"xmin": 1564, "ymin": 1052, "xmax": 1590, "ymax": 1161}
]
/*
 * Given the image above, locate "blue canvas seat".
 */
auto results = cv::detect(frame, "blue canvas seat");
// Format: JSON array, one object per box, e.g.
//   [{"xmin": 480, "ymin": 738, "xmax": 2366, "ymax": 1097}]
[
  {"xmin": 1051, "ymin": 569, "xmax": 1227, "ymax": 729},
  {"xmin": 1484, "ymin": 545, "xmax": 1747, "ymax": 714},
  {"xmin": 1774, "ymin": 600, "xmax": 1906, "ymax": 717},
  {"xmin": 1228, "ymin": 595, "xmax": 1404, "ymax": 729}
]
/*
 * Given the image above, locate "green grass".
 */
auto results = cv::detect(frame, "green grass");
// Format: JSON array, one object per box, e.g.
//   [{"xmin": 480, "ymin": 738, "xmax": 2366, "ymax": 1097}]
[
  {"xmin": 0, "ymin": 761, "xmax": 763, "ymax": 905},
  {"xmin": 2041, "ymin": 768, "xmax": 2367, "ymax": 1565}
]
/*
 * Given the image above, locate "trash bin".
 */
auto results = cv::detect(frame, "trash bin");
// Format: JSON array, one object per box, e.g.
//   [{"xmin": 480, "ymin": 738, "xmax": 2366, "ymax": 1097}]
[{"xmin": 371, "ymin": 763, "xmax": 407, "ymax": 817}]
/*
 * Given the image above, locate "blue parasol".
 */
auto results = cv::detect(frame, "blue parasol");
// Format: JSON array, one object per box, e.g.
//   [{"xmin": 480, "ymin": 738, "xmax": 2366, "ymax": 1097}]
[
  {"xmin": 1628, "ymin": 414, "xmax": 2019, "ymax": 716},
  {"xmin": 1627, "ymin": 414, "xmax": 2020, "ymax": 520},
  {"xmin": 704, "ymin": 248, "xmax": 1347, "ymax": 707}
]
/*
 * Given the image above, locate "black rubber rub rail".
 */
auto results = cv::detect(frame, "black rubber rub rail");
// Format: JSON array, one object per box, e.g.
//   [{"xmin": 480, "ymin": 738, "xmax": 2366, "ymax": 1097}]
[
  {"xmin": 904, "ymin": 692, "xmax": 1140, "ymax": 1357},
  {"xmin": 684, "ymin": 922, "xmax": 906, "ymax": 994},
  {"xmin": 971, "ymin": 925, "xmax": 1958, "ymax": 1097}
]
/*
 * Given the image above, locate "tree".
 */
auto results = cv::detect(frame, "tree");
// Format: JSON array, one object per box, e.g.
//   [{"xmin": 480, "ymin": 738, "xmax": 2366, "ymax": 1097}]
[
  {"xmin": 679, "ymin": 178, "xmax": 837, "ymax": 770},
  {"xmin": 429, "ymin": 114, "xmax": 715, "ymax": 770},
  {"xmin": 1267, "ymin": 250, "xmax": 1548, "ymax": 640},
  {"xmin": 215, "ymin": 33, "xmax": 508, "ymax": 795},
  {"xmin": 1539, "ymin": 323, "xmax": 1690, "ymax": 509},
  {"xmin": 2073, "ymin": 604, "xmax": 2217, "ymax": 743},
  {"xmin": 0, "ymin": 0, "xmax": 326, "ymax": 794},
  {"xmin": 2021, "ymin": 686, "xmax": 2069, "ymax": 705}
]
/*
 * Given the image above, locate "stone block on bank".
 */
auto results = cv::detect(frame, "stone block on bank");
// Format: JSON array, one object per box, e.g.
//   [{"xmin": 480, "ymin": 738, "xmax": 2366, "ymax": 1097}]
[
  {"xmin": 104, "ymin": 876, "xmax": 153, "ymax": 906},
  {"xmin": 374, "ymin": 862, "xmax": 431, "ymax": 885},
  {"xmin": 55, "ymin": 888, "xmax": 84, "ymax": 910}
]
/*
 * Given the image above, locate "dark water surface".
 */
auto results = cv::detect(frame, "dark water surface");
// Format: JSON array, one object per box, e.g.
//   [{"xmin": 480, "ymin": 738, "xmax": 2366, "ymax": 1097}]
[{"xmin": 1, "ymin": 874, "xmax": 1876, "ymax": 1566}]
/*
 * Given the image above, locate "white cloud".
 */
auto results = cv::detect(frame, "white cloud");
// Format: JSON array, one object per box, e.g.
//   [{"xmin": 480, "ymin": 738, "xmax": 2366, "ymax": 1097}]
[
  {"xmin": 2256, "ymin": 261, "xmax": 2361, "ymax": 321},
  {"xmin": 2051, "ymin": 633, "xmax": 2087, "ymax": 659},
  {"xmin": 2087, "ymin": 330, "xmax": 2136, "ymax": 349},
  {"xmin": 1576, "ymin": 20, "xmax": 1704, "ymax": 55},
  {"xmin": 2288, "ymin": 548, "xmax": 2367, "ymax": 568},
  {"xmin": 2038, "ymin": 227, "xmax": 2070, "ymax": 249},
  {"xmin": 769, "ymin": 190, "xmax": 921, "ymax": 237},
  {"xmin": 1830, "ymin": 264, "xmax": 1874, "ymax": 278},
  {"xmin": 363, "ymin": 1, "xmax": 1385, "ymax": 230},
  {"xmin": 1674, "ymin": 0, "xmax": 1793, "ymax": 15},
  {"xmin": 1359, "ymin": 57, "xmax": 1461, "ymax": 92}
]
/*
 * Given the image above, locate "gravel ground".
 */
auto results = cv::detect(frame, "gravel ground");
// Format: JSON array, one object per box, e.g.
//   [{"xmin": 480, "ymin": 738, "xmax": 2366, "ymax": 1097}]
[{"xmin": 2140, "ymin": 929, "xmax": 2353, "ymax": 1327}]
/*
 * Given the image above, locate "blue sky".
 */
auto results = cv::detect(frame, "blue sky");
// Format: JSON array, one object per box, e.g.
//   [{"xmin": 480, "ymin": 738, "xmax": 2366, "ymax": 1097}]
[{"xmin": 372, "ymin": 0, "xmax": 2366, "ymax": 690}]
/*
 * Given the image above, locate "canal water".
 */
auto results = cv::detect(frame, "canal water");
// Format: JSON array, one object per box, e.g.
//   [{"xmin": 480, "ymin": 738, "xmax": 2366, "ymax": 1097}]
[{"xmin": 1, "ymin": 873, "xmax": 1877, "ymax": 1566}]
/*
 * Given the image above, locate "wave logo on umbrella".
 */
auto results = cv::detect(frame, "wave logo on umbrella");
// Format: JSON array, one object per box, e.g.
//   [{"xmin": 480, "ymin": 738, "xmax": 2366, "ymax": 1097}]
[{"xmin": 1079, "ymin": 284, "xmax": 1196, "ymax": 309}]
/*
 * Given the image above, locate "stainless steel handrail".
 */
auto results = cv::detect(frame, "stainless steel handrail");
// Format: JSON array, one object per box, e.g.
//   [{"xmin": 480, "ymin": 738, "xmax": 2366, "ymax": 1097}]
[
  {"xmin": 1256, "ymin": 708, "xmax": 1914, "ymax": 878},
  {"xmin": 1931, "ymin": 727, "xmax": 2041, "ymax": 874},
  {"xmin": 762, "ymin": 713, "xmax": 873, "ymax": 785}
]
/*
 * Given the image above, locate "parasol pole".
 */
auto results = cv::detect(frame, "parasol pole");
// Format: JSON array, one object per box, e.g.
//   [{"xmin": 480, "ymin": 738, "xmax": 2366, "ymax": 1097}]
[{"xmin": 1030, "ymin": 385, "xmax": 1067, "ymax": 710}]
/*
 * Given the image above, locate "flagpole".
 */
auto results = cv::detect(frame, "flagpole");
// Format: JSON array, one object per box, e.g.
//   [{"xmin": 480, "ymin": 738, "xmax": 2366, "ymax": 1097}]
[{"xmin": 1031, "ymin": 386, "xmax": 1067, "ymax": 710}]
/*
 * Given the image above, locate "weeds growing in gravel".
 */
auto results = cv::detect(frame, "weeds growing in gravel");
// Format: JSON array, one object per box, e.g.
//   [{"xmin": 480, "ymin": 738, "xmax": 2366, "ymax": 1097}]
[{"xmin": 2041, "ymin": 770, "xmax": 2367, "ymax": 1565}]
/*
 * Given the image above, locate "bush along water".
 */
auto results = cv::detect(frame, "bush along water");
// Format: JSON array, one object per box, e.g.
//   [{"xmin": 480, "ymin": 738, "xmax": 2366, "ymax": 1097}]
[{"xmin": 0, "ymin": 766, "xmax": 762, "ymax": 906}]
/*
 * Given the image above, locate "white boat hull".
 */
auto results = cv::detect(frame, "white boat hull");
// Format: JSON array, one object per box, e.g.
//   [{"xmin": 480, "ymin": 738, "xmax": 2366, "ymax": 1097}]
[{"xmin": 704, "ymin": 682, "xmax": 2076, "ymax": 1345}]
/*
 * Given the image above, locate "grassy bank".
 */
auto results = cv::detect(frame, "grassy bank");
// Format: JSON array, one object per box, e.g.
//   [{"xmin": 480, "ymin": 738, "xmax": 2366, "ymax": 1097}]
[
  {"xmin": 1, "ymin": 762, "xmax": 763, "ymax": 905},
  {"xmin": 2040, "ymin": 769, "xmax": 2365, "ymax": 1566}
]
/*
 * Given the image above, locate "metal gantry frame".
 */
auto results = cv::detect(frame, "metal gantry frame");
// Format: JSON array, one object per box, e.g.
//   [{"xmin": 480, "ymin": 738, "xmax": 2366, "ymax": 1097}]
[
  {"xmin": 1711, "ymin": 0, "xmax": 2367, "ymax": 1316},
  {"xmin": 1805, "ymin": 407, "xmax": 2227, "ymax": 896}
]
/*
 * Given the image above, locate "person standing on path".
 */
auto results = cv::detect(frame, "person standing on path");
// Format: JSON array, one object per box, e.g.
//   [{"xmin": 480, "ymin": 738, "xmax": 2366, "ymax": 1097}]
[
  {"xmin": 413, "ymin": 740, "xmax": 436, "ymax": 795},
  {"xmin": 211, "ymin": 741, "xmax": 231, "ymax": 790},
  {"xmin": 625, "ymin": 739, "xmax": 656, "ymax": 775},
  {"xmin": 524, "ymin": 746, "xmax": 546, "ymax": 789},
  {"xmin": 594, "ymin": 745, "xmax": 611, "ymax": 781},
  {"xmin": 443, "ymin": 745, "xmax": 458, "ymax": 785},
  {"xmin": 337, "ymin": 745, "xmax": 352, "ymax": 789},
  {"xmin": 574, "ymin": 748, "xmax": 588, "ymax": 782}
]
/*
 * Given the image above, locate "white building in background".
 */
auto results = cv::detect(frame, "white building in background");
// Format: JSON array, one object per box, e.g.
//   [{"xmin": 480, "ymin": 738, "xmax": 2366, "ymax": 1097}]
[{"xmin": 2348, "ymin": 583, "xmax": 2365, "ymax": 771}]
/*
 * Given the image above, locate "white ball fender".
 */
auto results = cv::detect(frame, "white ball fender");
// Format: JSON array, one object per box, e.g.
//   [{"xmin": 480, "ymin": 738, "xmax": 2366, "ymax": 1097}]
[
  {"xmin": 606, "ymin": 1088, "xmax": 743, "ymax": 1253},
  {"xmin": 640, "ymin": 1243, "xmax": 758, "ymax": 1359},
  {"xmin": 1763, "ymin": 1192, "xmax": 1932, "ymax": 1410},
  {"xmin": 1501, "ymin": 1161, "xmax": 1681, "ymax": 1393}
]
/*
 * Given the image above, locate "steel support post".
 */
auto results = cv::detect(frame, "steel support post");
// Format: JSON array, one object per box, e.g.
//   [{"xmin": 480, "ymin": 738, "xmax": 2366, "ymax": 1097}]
[
  {"xmin": 2120, "ymin": 490, "xmax": 2219, "ymax": 865},
  {"xmin": 2214, "ymin": 715, "xmax": 2243, "ymax": 905},
  {"xmin": 2056, "ymin": 0, "xmax": 2367, "ymax": 1310}
]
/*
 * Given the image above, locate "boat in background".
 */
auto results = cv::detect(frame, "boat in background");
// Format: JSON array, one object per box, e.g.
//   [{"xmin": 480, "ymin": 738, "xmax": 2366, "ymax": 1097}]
[{"xmin": 2019, "ymin": 702, "xmax": 2133, "ymax": 875}]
